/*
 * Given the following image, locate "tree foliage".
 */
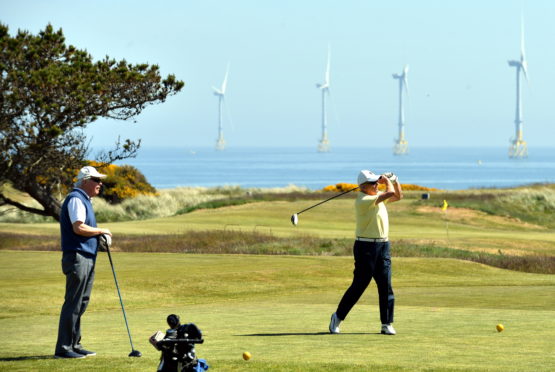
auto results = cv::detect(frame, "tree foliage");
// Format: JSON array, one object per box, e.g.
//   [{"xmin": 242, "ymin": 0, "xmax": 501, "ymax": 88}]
[{"xmin": 0, "ymin": 24, "xmax": 184, "ymax": 220}]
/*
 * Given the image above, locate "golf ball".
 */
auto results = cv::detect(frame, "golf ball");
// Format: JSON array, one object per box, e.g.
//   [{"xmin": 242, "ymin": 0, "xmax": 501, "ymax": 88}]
[
  {"xmin": 243, "ymin": 351, "xmax": 252, "ymax": 361},
  {"xmin": 496, "ymin": 324, "xmax": 504, "ymax": 332}
]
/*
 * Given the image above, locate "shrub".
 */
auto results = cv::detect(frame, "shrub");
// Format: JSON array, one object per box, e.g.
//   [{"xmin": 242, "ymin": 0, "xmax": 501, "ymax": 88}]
[{"xmin": 88, "ymin": 161, "xmax": 157, "ymax": 204}]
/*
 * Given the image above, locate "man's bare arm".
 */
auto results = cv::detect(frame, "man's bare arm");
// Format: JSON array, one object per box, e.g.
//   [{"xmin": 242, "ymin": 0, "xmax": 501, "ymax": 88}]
[{"xmin": 72, "ymin": 221, "xmax": 112, "ymax": 237}]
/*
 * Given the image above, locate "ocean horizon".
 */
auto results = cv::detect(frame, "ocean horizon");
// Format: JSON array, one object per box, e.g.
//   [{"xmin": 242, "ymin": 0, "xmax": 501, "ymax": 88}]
[{"xmin": 109, "ymin": 146, "xmax": 555, "ymax": 191}]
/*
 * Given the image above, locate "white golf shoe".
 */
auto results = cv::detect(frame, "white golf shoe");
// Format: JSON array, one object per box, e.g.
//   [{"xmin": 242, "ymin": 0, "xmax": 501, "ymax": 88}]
[
  {"xmin": 381, "ymin": 324, "xmax": 396, "ymax": 335},
  {"xmin": 329, "ymin": 312, "xmax": 341, "ymax": 334}
]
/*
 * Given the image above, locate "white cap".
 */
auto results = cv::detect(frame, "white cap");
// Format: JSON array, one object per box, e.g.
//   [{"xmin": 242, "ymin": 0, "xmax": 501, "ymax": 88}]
[
  {"xmin": 357, "ymin": 170, "xmax": 381, "ymax": 185},
  {"xmin": 77, "ymin": 166, "xmax": 107, "ymax": 181}
]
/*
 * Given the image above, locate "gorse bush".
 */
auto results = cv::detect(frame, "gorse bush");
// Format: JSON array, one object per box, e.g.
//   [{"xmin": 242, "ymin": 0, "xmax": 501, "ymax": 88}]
[{"xmin": 89, "ymin": 161, "xmax": 157, "ymax": 204}]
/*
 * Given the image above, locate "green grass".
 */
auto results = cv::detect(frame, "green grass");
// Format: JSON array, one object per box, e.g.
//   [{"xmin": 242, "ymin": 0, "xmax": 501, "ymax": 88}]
[
  {"xmin": 1, "ymin": 187, "xmax": 554, "ymax": 370},
  {"xmin": 1, "ymin": 251, "xmax": 554, "ymax": 371},
  {"xmin": 2, "ymin": 197, "xmax": 554, "ymax": 253}
]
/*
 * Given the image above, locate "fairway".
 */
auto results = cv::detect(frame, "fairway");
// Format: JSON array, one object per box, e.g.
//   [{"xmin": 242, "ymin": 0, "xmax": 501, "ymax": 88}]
[
  {"xmin": 1, "ymin": 251, "xmax": 554, "ymax": 372},
  {"xmin": 2, "ymin": 198, "xmax": 555, "ymax": 257}
]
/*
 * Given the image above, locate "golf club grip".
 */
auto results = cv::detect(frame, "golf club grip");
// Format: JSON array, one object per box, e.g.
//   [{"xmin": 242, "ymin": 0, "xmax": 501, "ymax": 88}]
[{"xmin": 297, "ymin": 186, "xmax": 358, "ymax": 215}]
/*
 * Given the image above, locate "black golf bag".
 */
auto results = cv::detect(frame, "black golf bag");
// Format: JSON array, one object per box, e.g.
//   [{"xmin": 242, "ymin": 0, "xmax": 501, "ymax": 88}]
[{"xmin": 152, "ymin": 315, "xmax": 209, "ymax": 372}]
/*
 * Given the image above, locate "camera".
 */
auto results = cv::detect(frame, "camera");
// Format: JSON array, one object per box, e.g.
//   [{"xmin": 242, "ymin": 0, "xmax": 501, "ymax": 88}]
[{"xmin": 150, "ymin": 314, "xmax": 209, "ymax": 372}]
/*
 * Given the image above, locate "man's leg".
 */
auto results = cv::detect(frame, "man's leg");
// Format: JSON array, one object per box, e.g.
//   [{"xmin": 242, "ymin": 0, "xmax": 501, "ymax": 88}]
[
  {"xmin": 55, "ymin": 252, "xmax": 94, "ymax": 355},
  {"xmin": 336, "ymin": 241, "xmax": 376, "ymax": 320},
  {"xmin": 74, "ymin": 261, "xmax": 95, "ymax": 351},
  {"xmin": 375, "ymin": 242, "xmax": 395, "ymax": 325}
]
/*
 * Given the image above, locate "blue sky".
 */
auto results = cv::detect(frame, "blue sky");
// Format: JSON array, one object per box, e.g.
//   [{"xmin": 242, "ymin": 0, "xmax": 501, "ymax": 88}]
[{"xmin": 2, "ymin": 0, "xmax": 555, "ymax": 149}]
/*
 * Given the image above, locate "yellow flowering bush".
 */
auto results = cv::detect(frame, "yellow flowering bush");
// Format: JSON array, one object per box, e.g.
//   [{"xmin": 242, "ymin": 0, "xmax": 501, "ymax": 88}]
[{"xmin": 88, "ymin": 161, "xmax": 157, "ymax": 204}]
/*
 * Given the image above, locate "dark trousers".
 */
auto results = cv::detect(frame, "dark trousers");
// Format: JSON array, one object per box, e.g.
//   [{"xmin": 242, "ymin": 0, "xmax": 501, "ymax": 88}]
[
  {"xmin": 55, "ymin": 251, "xmax": 95, "ymax": 354},
  {"xmin": 336, "ymin": 240, "xmax": 394, "ymax": 324}
]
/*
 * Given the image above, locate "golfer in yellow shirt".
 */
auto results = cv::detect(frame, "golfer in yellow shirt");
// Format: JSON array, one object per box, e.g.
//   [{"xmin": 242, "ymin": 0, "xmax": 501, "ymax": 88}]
[{"xmin": 329, "ymin": 170, "xmax": 403, "ymax": 335}]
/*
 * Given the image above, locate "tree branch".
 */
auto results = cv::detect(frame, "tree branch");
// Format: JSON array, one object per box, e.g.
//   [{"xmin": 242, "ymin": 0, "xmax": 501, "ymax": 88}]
[{"xmin": 0, "ymin": 194, "xmax": 51, "ymax": 217}]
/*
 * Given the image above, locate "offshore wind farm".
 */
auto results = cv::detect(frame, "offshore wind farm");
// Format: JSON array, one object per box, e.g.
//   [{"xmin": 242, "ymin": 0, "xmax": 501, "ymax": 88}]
[
  {"xmin": 206, "ymin": 18, "xmax": 536, "ymax": 158},
  {"xmin": 4, "ymin": 2, "xmax": 554, "ymax": 155}
]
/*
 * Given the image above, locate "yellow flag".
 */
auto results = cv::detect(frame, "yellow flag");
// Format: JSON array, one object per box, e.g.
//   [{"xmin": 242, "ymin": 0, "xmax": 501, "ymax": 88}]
[{"xmin": 441, "ymin": 200, "xmax": 448, "ymax": 211}]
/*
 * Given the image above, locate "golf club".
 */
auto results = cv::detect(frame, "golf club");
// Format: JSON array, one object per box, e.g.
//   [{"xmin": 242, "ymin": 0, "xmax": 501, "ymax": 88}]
[
  {"xmin": 102, "ymin": 234, "xmax": 142, "ymax": 358},
  {"xmin": 291, "ymin": 186, "xmax": 359, "ymax": 225}
]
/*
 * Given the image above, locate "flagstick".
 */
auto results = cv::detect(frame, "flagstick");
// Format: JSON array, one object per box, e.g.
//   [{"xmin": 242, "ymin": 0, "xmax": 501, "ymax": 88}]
[
  {"xmin": 441, "ymin": 200, "xmax": 449, "ymax": 243},
  {"xmin": 444, "ymin": 211, "xmax": 449, "ymax": 242}
]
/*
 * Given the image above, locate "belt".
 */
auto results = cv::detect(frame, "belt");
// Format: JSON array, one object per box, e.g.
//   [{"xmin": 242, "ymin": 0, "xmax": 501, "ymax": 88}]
[{"xmin": 356, "ymin": 237, "xmax": 388, "ymax": 242}]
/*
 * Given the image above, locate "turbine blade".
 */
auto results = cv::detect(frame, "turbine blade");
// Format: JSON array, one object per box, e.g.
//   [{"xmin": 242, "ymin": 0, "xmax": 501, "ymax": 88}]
[
  {"xmin": 520, "ymin": 19, "xmax": 526, "ymax": 63},
  {"xmin": 519, "ymin": 16, "xmax": 530, "ymax": 84},
  {"xmin": 221, "ymin": 63, "xmax": 230, "ymax": 94},
  {"xmin": 325, "ymin": 45, "xmax": 331, "ymax": 86}
]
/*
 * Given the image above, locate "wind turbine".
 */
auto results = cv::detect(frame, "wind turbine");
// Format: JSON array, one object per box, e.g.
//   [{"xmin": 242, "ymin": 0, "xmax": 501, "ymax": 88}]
[
  {"xmin": 507, "ymin": 20, "xmax": 528, "ymax": 158},
  {"xmin": 316, "ymin": 46, "xmax": 331, "ymax": 152},
  {"xmin": 392, "ymin": 65, "xmax": 409, "ymax": 155},
  {"xmin": 212, "ymin": 64, "xmax": 229, "ymax": 151}
]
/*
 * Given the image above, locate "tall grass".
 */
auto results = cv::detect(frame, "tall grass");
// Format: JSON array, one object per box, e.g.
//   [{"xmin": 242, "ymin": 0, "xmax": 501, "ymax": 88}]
[
  {"xmin": 0, "ymin": 185, "xmax": 313, "ymax": 223},
  {"xmin": 4, "ymin": 184, "xmax": 554, "ymax": 227},
  {"xmin": 3, "ymin": 231, "xmax": 554, "ymax": 274},
  {"xmin": 93, "ymin": 187, "xmax": 225, "ymax": 222}
]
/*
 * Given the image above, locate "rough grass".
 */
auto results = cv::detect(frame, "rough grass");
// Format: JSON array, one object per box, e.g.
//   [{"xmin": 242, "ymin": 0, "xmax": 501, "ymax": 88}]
[
  {"xmin": 2, "ymin": 230, "xmax": 554, "ymax": 274},
  {"xmin": 426, "ymin": 184, "xmax": 555, "ymax": 228},
  {"xmin": 4, "ymin": 183, "xmax": 555, "ymax": 227},
  {"xmin": 0, "ymin": 185, "xmax": 314, "ymax": 223}
]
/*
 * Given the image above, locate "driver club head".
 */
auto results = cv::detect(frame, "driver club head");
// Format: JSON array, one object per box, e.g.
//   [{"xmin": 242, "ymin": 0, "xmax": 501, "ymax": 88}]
[
  {"xmin": 129, "ymin": 349, "xmax": 142, "ymax": 357},
  {"xmin": 291, "ymin": 213, "xmax": 299, "ymax": 226}
]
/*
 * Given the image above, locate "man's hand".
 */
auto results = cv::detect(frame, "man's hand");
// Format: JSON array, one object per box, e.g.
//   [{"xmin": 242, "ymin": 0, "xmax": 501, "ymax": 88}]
[
  {"xmin": 383, "ymin": 172, "xmax": 398, "ymax": 184},
  {"xmin": 100, "ymin": 228, "xmax": 112, "ymax": 237}
]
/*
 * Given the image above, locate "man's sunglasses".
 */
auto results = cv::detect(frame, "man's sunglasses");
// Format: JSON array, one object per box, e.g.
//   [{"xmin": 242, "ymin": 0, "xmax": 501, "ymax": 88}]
[{"xmin": 89, "ymin": 177, "xmax": 102, "ymax": 183}]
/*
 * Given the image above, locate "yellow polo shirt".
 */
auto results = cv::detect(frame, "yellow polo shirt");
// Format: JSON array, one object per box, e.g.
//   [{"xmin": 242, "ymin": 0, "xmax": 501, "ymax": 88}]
[{"xmin": 355, "ymin": 192, "xmax": 389, "ymax": 239}]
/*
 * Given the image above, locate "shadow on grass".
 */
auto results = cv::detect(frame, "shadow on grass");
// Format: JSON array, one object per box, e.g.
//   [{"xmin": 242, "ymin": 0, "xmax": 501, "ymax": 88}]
[
  {"xmin": 0, "ymin": 355, "xmax": 53, "ymax": 361},
  {"xmin": 237, "ymin": 332, "xmax": 376, "ymax": 336}
]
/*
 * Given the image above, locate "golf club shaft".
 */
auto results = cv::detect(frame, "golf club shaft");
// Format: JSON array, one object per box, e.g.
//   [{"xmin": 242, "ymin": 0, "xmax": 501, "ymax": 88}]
[
  {"xmin": 296, "ymin": 186, "xmax": 359, "ymax": 215},
  {"xmin": 106, "ymin": 246, "xmax": 137, "ymax": 351}
]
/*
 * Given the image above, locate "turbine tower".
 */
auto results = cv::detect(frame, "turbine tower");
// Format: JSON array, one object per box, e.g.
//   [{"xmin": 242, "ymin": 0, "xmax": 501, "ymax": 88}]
[
  {"xmin": 316, "ymin": 46, "xmax": 331, "ymax": 152},
  {"xmin": 212, "ymin": 64, "xmax": 229, "ymax": 151},
  {"xmin": 507, "ymin": 21, "xmax": 528, "ymax": 158},
  {"xmin": 392, "ymin": 65, "xmax": 409, "ymax": 155}
]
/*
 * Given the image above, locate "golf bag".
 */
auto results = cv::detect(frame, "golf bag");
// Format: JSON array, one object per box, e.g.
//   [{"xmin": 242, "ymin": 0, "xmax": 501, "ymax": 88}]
[{"xmin": 151, "ymin": 315, "xmax": 209, "ymax": 372}]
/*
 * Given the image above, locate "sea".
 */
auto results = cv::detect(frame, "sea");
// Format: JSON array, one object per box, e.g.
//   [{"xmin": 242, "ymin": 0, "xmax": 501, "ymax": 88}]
[{"xmin": 112, "ymin": 146, "xmax": 555, "ymax": 191}]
